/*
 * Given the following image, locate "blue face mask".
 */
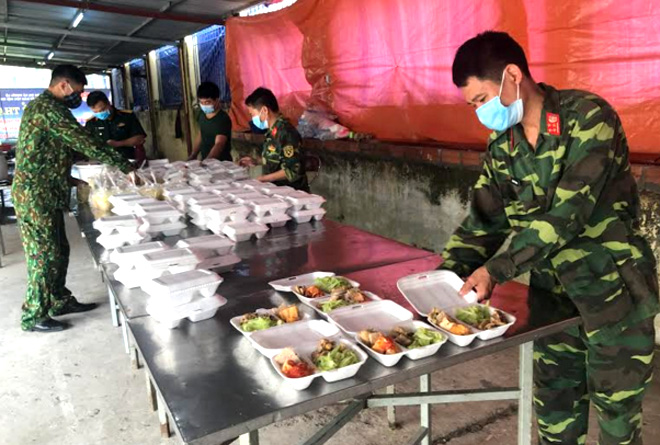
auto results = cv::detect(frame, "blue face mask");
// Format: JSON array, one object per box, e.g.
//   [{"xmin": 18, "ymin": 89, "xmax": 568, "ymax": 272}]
[
  {"xmin": 94, "ymin": 110, "xmax": 111, "ymax": 120},
  {"xmin": 200, "ymin": 104, "xmax": 216, "ymax": 114},
  {"xmin": 475, "ymin": 70, "xmax": 524, "ymax": 132},
  {"xmin": 252, "ymin": 114, "xmax": 269, "ymax": 130}
]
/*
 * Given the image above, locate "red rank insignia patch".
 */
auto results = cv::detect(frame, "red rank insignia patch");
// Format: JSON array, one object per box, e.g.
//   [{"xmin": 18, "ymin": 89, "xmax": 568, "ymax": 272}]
[{"xmin": 546, "ymin": 113, "xmax": 560, "ymax": 136}]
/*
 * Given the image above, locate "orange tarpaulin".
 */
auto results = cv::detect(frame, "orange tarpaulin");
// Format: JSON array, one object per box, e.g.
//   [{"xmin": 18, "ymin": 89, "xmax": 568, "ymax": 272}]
[{"xmin": 226, "ymin": 0, "xmax": 660, "ymax": 154}]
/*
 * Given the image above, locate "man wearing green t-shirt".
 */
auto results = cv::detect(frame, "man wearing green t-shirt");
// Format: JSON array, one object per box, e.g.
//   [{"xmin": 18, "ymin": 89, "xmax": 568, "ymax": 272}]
[{"xmin": 188, "ymin": 82, "xmax": 232, "ymax": 162}]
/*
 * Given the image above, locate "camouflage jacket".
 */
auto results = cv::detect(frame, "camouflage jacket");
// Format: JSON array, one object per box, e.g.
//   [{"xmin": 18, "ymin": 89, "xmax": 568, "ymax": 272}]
[
  {"xmin": 262, "ymin": 116, "xmax": 308, "ymax": 191},
  {"xmin": 442, "ymin": 83, "xmax": 659, "ymax": 342},
  {"xmin": 12, "ymin": 90, "xmax": 131, "ymax": 212}
]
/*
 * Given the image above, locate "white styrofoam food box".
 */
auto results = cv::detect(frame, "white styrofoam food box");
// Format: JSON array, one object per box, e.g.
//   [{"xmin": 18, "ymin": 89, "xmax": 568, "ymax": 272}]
[
  {"xmin": 143, "ymin": 220, "xmax": 187, "ymax": 237},
  {"xmin": 222, "ymin": 221, "xmax": 269, "ymax": 242},
  {"xmin": 289, "ymin": 208, "xmax": 326, "ymax": 224},
  {"xmin": 249, "ymin": 213, "xmax": 291, "ymax": 228},
  {"xmin": 142, "ymin": 269, "xmax": 223, "ymax": 306},
  {"xmin": 109, "ymin": 241, "xmax": 168, "ymax": 267},
  {"xmin": 176, "ymin": 234, "xmax": 235, "ymax": 256},
  {"xmin": 137, "ymin": 248, "xmax": 201, "ymax": 275}
]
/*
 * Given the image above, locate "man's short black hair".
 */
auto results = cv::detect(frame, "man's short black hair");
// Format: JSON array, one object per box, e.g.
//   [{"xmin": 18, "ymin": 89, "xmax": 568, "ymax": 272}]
[
  {"xmin": 245, "ymin": 87, "xmax": 279, "ymax": 113},
  {"xmin": 50, "ymin": 64, "xmax": 88, "ymax": 87},
  {"xmin": 452, "ymin": 31, "xmax": 531, "ymax": 87},
  {"xmin": 87, "ymin": 91, "xmax": 110, "ymax": 107},
  {"xmin": 197, "ymin": 81, "xmax": 220, "ymax": 100}
]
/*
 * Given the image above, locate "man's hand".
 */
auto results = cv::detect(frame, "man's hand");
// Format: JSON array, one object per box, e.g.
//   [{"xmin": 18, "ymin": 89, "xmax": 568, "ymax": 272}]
[
  {"xmin": 107, "ymin": 140, "xmax": 121, "ymax": 148},
  {"xmin": 187, "ymin": 153, "xmax": 198, "ymax": 161},
  {"xmin": 460, "ymin": 266, "xmax": 496, "ymax": 301},
  {"xmin": 239, "ymin": 156, "xmax": 256, "ymax": 167}
]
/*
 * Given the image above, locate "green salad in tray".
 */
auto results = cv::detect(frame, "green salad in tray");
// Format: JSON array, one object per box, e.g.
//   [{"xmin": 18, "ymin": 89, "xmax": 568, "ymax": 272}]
[
  {"xmin": 239, "ymin": 313, "xmax": 283, "ymax": 332},
  {"xmin": 320, "ymin": 299, "xmax": 351, "ymax": 313},
  {"xmin": 313, "ymin": 276, "xmax": 352, "ymax": 293},
  {"xmin": 455, "ymin": 304, "xmax": 508, "ymax": 330},
  {"xmin": 390, "ymin": 326, "xmax": 445, "ymax": 349},
  {"xmin": 312, "ymin": 339, "xmax": 360, "ymax": 371}
]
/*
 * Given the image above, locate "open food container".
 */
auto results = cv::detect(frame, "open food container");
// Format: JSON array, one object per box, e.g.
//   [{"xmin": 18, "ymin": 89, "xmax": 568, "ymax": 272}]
[
  {"xmin": 109, "ymin": 241, "xmax": 168, "ymax": 267},
  {"xmin": 137, "ymin": 248, "xmax": 201, "ymax": 276},
  {"xmin": 230, "ymin": 306, "xmax": 312, "ymax": 337},
  {"xmin": 93, "ymin": 214, "xmax": 142, "ymax": 236},
  {"xmin": 269, "ymin": 339, "xmax": 368, "ymax": 390},
  {"xmin": 286, "ymin": 192, "xmax": 326, "ymax": 211},
  {"xmin": 288, "ymin": 208, "xmax": 326, "ymax": 224},
  {"xmin": 249, "ymin": 213, "xmax": 291, "ymax": 228},
  {"xmin": 309, "ymin": 290, "xmax": 382, "ymax": 317},
  {"xmin": 397, "ymin": 270, "xmax": 515, "ymax": 346},
  {"xmin": 142, "ymin": 269, "xmax": 223, "ymax": 307},
  {"xmin": 248, "ymin": 319, "xmax": 341, "ymax": 358},
  {"xmin": 222, "ymin": 221, "xmax": 269, "ymax": 242},
  {"xmin": 269, "ymin": 272, "xmax": 358, "ymax": 293},
  {"xmin": 386, "ymin": 320, "xmax": 448, "ymax": 360},
  {"xmin": 176, "ymin": 234, "xmax": 235, "ymax": 256},
  {"xmin": 327, "ymin": 300, "xmax": 412, "ymax": 335}
]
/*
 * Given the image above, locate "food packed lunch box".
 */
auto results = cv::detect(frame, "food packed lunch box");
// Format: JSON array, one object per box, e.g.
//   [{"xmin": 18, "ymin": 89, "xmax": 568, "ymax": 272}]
[{"xmin": 397, "ymin": 270, "xmax": 516, "ymax": 346}]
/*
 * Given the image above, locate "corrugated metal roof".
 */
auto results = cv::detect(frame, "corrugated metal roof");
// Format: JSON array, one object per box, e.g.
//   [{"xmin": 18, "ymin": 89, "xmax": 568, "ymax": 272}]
[{"xmin": 0, "ymin": 0, "xmax": 261, "ymax": 71}]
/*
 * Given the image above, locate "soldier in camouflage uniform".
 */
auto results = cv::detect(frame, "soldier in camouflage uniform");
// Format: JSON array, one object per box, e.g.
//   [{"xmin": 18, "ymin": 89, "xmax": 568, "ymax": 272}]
[
  {"xmin": 443, "ymin": 32, "xmax": 658, "ymax": 444},
  {"xmin": 240, "ymin": 87, "xmax": 309, "ymax": 191},
  {"xmin": 12, "ymin": 65, "xmax": 132, "ymax": 333}
]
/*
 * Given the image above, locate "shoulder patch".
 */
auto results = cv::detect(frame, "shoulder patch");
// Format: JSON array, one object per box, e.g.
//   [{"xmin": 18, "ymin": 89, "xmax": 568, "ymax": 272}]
[{"xmin": 283, "ymin": 145, "xmax": 295, "ymax": 158}]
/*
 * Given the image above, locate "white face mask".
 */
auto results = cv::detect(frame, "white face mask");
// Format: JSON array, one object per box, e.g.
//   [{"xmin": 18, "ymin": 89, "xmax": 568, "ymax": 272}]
[{"xmin": 475, "ymin": 69, "xmax": 524, "ymax": 131}]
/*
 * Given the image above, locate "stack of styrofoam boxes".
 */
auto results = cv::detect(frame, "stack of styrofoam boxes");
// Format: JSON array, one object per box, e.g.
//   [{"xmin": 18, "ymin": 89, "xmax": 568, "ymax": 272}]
[
  {"xmin": 186, "ymin": 195, "xmax": 227, "ymax": 230},
  {"xmin": 134, "ymin": 201, "xmax": 187, "ymax": 238},
  {"xmin": 188, "ymin": 168, "xmax": 213, "ymax": 188},
  {"xmin": 285, "ymin": 191, "xmax": 327, "ymax": 223},
  {"xmin": 171, "ymin": 191, "xmax": 214, "ymax": 213},
  {"xmin": 205, "ymin": 203, "xmax": 253, "ymax": 238},
  {"xmin": 93, "ymin": 214, "xmax": 149, "ymax": 250},
  {"xmin": 148, "ymin": 159, "xmax": 170, "ymax": 168},
  {"xmin": 134, "ymin": 248, "xmax": 203, "ymax": 283},
  {"xmin": 143, "ymin": 270, "xmax": 226, "ymax": 329},
  {"xmin": 110, "ymin": 241, "xmax": 169, "ymax": 288},
  {"xmin": 247, "ymin": 197, "xmax": 292, "ymax": 228},
  {"xmin": 175, "ymin": 234, "xmax": 240, "ymax": 272},
  {"xmin": 109, "ymin": 193, "xmax": 160, "ymax": 216}
]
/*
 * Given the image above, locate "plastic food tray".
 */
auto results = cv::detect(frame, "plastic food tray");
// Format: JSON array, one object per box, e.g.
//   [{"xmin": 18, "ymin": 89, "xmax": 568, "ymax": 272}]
[
  {"xmin": 138, "ymin": 248, "xmax": 201, "ymax": 274},
  {"xmin": 396, "ymin": 270, "xmax": 515, "ymax": 346},
  {"xmin": 222, "ymin": 221, "xmax": 269, "ymax": 242},
  {"xmin": 143, "ymin": 220, "xmax": 187, "ymax": 237},
  {"xmin": 230, "ymin": 308, "xmax": 312, "ymax": 337},
  {"xmin": 109, "ymin": 241, "xmax": 168, "ymax": 267},
  {"xmin": 142, "ymin": 269, "xmax": 223, "ymax": 306},
  {"xmin": 249, "ymin": 213, "xmax": 291, "ymax": 228},
  {"xmin": 270, "ymin": 339, "xmax": 368, "ymax": 390},
  {"xmin": 289, "ymin": 208, "xmax": 326, "ymax": 224},
  {"xmin": 286, "ymin": 192, "xmax": 326, "ymax": 211},
  {"xmin": 325, "ymin": 299, "xmax": 410, "ymax": 334},
  {"xmin": 247, "ymin": 319, "xmax": 341, "ymax": 358}
]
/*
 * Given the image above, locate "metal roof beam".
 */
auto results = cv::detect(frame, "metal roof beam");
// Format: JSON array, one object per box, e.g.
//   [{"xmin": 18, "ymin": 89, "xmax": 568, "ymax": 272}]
[
  {"xmin": 0, "ymin": 22, "xmax": 173, "ymax": 45},
  {"xmin": 2, "ymin": 41, "xmax": 128, "ymax": 57},
  {"xmin": 3, "ymin": 52, "xmax": 111, "ymax": 68},
  {"xmin": 18, "ymin": 0, "xmax": 224, "ymax": 25}
]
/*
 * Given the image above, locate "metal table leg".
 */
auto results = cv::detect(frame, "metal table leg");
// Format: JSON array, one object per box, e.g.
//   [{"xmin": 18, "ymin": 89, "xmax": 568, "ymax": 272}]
[
  {"xmin": 517, "ymin": 341, "xmax": 534, "ymax": 445},
  {"xmin": 386, "ymin": 385, "xmax": 398, "ymax": 429},
  {"xmin": 107, "ymin": 283, "xmax": 119, "ymax": 327},
  {"xmin": 131, "ymin": 346, "xmax": 141, "ymax": 370},
  {"xmin": 157, "ymin": 393, "xmax": 171, "ymax": 438},
  {"xmin": 239, "ymin": 430, "xmax": 259, "ymax": 445},
  {"xmin": 146, "ymin": 373, "xmax": 157, "ymax": 412},
  {"xmin": 120, "ymin": 312, "xmax": 130, "ymax": 354},
  {"xmin": 420, "ymin": 374, "xmax": 431, "ymax": 445}
]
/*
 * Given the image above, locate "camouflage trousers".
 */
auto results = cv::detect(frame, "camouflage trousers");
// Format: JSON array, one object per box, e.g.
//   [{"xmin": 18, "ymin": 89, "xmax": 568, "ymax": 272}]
[
  {"xmin": 534, "ymin": 319, "xmax": 655, "ymax": 444},
  {"xmin": 16, "ymin": 207, "xmax": 76, "ymax": 330}
]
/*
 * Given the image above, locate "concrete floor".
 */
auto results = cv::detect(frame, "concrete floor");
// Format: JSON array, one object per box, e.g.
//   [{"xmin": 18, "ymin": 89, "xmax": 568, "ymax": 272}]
[{"xmin": 0, "ymin": 216, "xmax": 658, "ymax": 445}]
